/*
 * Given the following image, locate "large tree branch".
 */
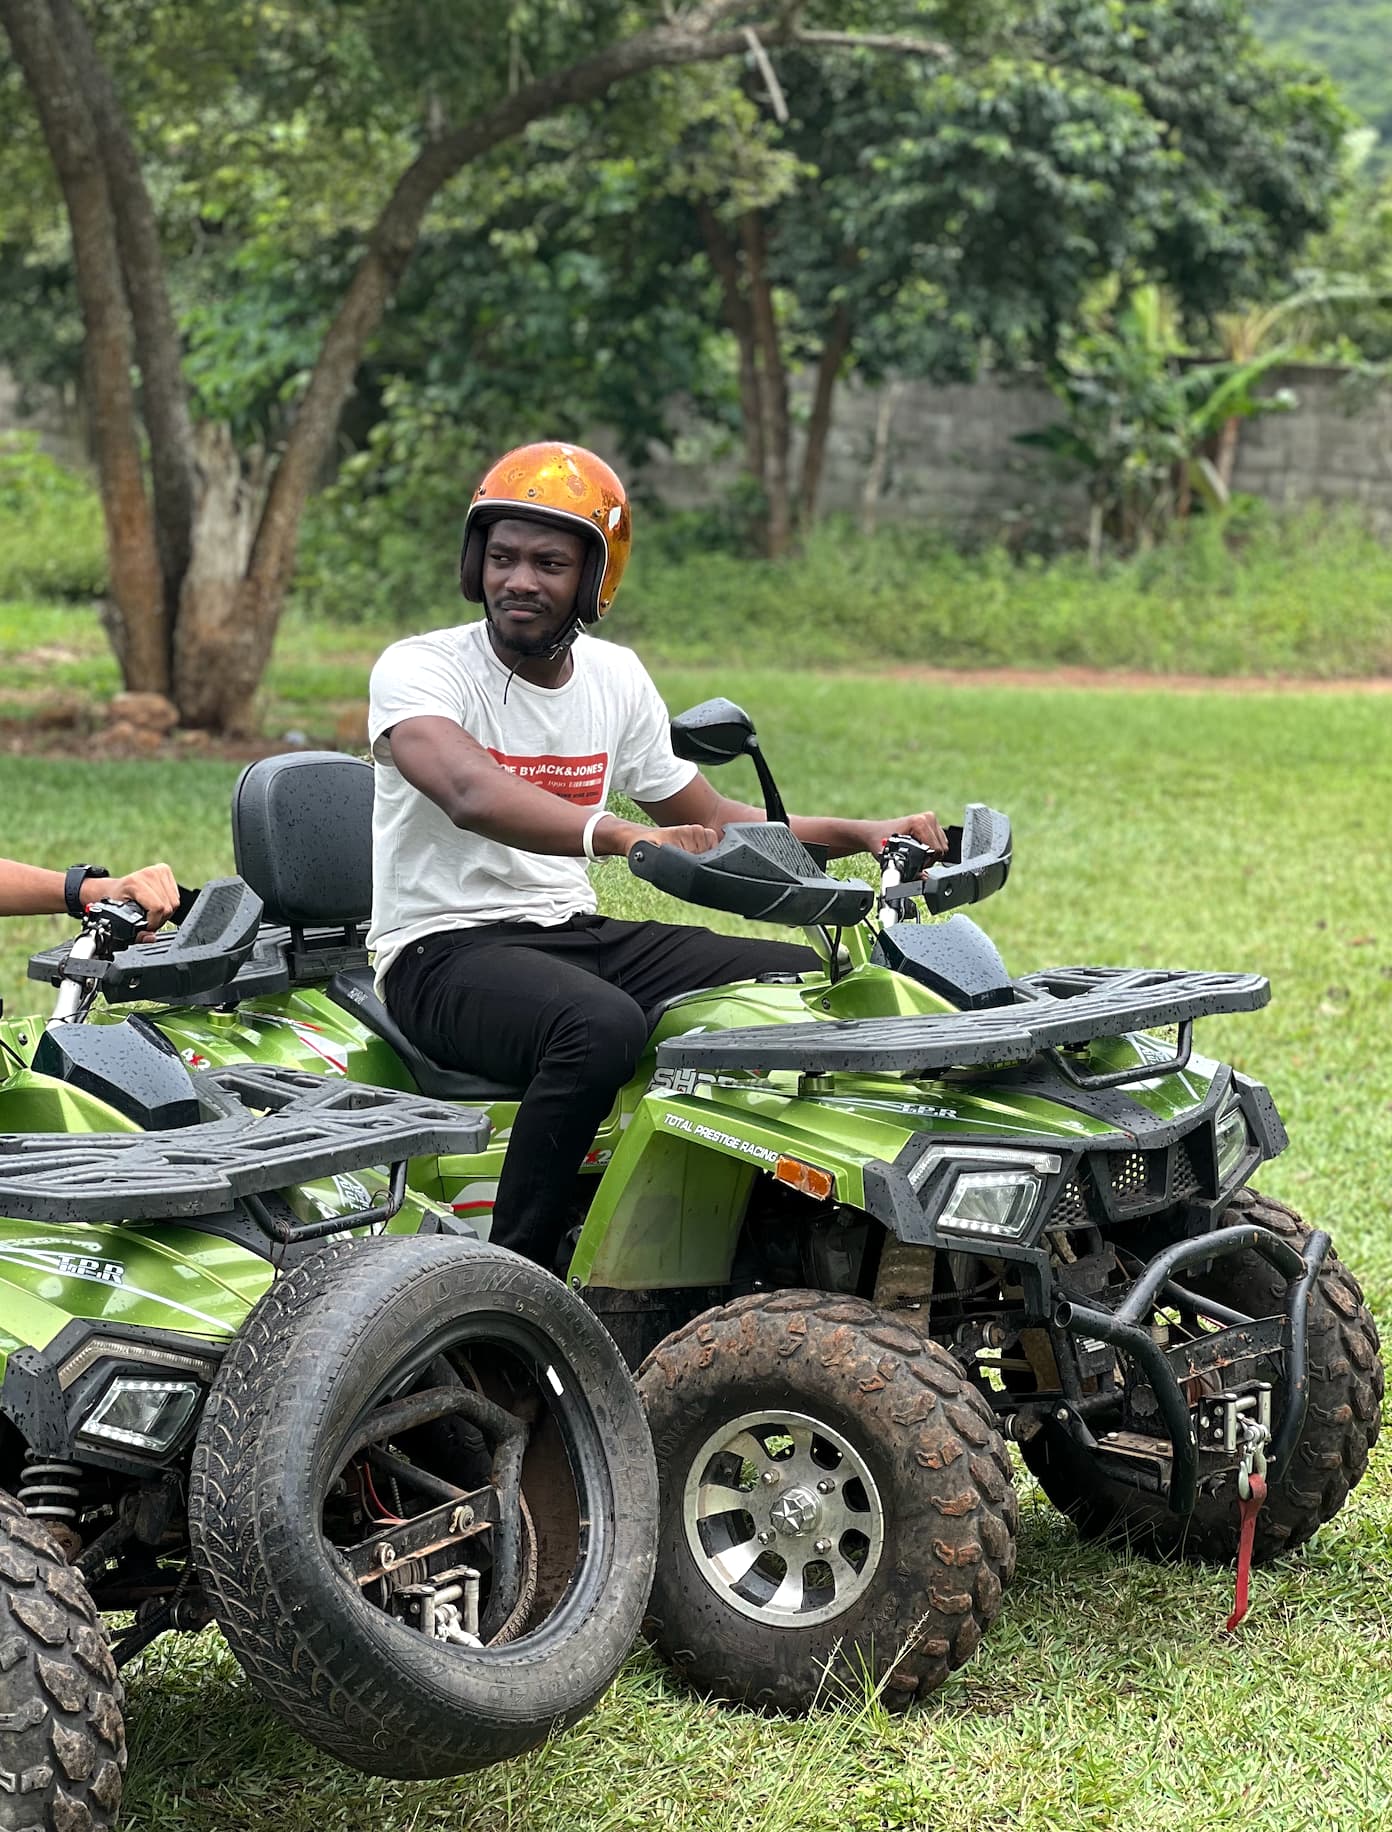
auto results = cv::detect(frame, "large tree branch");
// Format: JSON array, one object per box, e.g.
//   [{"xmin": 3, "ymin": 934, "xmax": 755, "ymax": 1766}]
[
  {"xmin": 794, "ymin": 30, "xmax": 951, "ymax": 58},
  {"xmin": 246, "ymin": 6, "xmax": 864, "ymax": 605},
  {"xmin": 799, "ymin": 302, "xmax": 853, "ymax": 525},
  {"xmin": 0, "ymin": 0, "xmax": 167, "ymax": 690},
  {"xmin": 49, "ymin": 0, "xmax": 197, "ymax": 624}
]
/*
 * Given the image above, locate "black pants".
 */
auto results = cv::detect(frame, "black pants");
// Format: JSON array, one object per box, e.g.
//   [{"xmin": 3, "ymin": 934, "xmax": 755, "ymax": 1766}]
[{"xmin": 386, "ymin": 914, "xmax": 818, "ymax": 1267}]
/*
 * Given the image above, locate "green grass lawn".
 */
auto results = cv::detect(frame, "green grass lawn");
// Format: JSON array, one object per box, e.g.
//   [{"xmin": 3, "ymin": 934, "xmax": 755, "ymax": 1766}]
[{"xmin": 2, "ymin": 663, "xmax": 1391, "ymax": 1831}]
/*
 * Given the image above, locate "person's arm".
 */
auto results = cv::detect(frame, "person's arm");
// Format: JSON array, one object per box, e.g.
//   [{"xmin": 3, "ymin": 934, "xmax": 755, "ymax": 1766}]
[
  {"xmin": 387, "ymin": 718, "xmax": 717, "ymax": 856},
  {"xmin": 0, "ymin": 858, "xmax": 179, "ymax": 926},
  {"xmin": 633, "ymin": 775, "xmax": 949, "ymax": 860}
]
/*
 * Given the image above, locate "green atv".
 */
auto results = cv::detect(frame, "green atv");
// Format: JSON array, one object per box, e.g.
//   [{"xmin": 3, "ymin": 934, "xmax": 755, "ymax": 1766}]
[
  {"xmin": 0, "ymin": 885, "xmax": 657, "ymax": 1830},
  {"xmin": 26, "ymin": 699, "xmax": 1383, "ymax": 1716}
]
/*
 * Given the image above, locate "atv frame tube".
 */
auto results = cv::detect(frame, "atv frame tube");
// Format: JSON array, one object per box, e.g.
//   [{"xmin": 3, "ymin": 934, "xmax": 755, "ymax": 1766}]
[{"xmin": 1053, "ymin": 1222, "xmax": 1329, "ymax": 1515}]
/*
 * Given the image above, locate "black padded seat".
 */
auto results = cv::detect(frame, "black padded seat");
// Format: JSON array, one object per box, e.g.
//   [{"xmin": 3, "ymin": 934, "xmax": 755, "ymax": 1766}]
[
  {"xmin": 328, "ymin": 967, "xmax": 525, "ymax": 1103},
  {"xmin": 235, "ymin": 753, "xmax": 523, "ymax": 1099}
]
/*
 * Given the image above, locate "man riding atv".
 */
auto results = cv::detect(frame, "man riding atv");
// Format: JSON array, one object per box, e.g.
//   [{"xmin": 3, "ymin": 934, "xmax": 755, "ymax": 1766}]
[{"xmin": 369, "ymin": 440, "xmax": 945, "ymax": 1268}]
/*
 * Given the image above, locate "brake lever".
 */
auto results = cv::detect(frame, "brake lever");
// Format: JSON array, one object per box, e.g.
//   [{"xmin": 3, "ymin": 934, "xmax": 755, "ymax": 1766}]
[
  {"xmin": 84, "ymin": 897, "xmax": 152, "ymax": 953},
  {"xmin": 876, "ymin": 834, "xmax": 936, "ymax": 881},
  {"xmin": 172, "ymin": 883, "xmax": 202, "ymax": 926}
]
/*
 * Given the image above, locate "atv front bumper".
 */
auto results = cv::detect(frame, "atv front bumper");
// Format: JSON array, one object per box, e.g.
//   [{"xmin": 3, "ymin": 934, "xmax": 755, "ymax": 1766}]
[{"xmin": 1047, "ymin": 1220, "xmax": 1328, "ymax": 1515}]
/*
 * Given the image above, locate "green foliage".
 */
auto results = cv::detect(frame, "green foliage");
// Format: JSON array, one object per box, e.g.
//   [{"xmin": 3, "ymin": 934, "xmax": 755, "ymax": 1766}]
[
  {"xmin": 1018, "ymin": 285, "xmax": 1297, "ymax": 551},
  {"xmin": 1295, "ymin": 170, "xmax": 1392, "ymax": 363},
  {"xmin": 745, "ymin": 0, "xmax": 1351, "ymax": 384},
  {"xmin": 1254, "ymin": 0, "xmax": 1392, "ymax": 157},
  {"xmin": 291, "ymin": 391, "xmax": 482, "ymax": 625},
  {"xmin": 0, "ymin": 438, "xmax": 105, "ymax": 600}
]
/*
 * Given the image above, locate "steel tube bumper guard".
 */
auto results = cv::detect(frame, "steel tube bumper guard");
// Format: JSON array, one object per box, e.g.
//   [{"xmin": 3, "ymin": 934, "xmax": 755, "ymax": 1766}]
[{"xmin": 1054, "ymin": 1221, "xmax": 1329, "ymax": 1515}]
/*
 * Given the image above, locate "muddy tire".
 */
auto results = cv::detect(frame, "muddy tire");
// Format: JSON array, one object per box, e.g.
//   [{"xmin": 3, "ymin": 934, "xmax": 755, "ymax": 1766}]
[
  {"xmin": 1024, "ymin": 1189, "xmax": 1383, "ymax": 1562},
  {"xmin": 638, "ymin": 1290, "xmax": 1017, "ymax": 1713},
  {"xmin": 189, "ymin": 1236, "xmax": 657, "ymax": 1779},
  {"xmin": 0, "ymin": 1491, "xmax": 124, "ymax": 1832}
]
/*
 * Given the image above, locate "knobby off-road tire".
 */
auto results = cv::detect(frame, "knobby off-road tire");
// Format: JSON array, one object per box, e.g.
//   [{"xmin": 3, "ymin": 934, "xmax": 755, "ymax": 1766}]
[
  {"xmin": 638, "ymin": 1291, "xmax": 1017, "ymax": 1713},
  {"xmin": 0, "ymin": 1491, "xmax": 124, "ymax": 1832},
  {"xmin": 1024, "ymin": 1188, "xmax": 1383, "ymax": 1563},
  {"xmin": 188, "ymin": 1236, "xmax": 657, "ymax": 1780}
]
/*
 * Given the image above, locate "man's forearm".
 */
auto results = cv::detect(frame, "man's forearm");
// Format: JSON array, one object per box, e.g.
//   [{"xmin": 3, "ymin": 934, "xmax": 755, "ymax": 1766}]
[
  {"xmin": 426, "ymin": 768, "xmax": 651, "ymax": 858},
  {"xmin": 0, "ymin": 858, "xmax": 70, "ymax": 916},
  {"xmin": 702, "ymin": 797, "xmax": 871, "ymax": 860}
]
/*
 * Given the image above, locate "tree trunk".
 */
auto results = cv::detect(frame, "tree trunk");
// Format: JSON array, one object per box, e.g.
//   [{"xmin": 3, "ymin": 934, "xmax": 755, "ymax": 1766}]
[
  {"xmin": 172, "ymin": 424, "xmax": 270, "ymax": 733},
  {"xmin": 860, "ymin": 379, "xmax": 902, "ymax": 538},
  {"xmin": 697, "ymin": 203, "xmax": 766, "ymax": 487},
  {"xmin": 738, "ymin": 210, "xmax": 792, "ymax": 557},
  {"xmin": 49, "ymin": 0, "xmax": 197, "ymax": 624},
  {"xmin": 0, "ymin": 0, "xmax": 167, "ymax": 692},
  {"xmin": 798, "ymin": 305, "xmax": 852, "ymax": 528}
]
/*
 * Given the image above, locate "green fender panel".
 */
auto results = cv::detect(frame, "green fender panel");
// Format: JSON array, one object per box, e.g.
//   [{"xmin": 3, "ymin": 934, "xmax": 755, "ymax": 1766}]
[{"xmin": 570, "ymin": 1100, "xmax": 756, "ymax": 1290}]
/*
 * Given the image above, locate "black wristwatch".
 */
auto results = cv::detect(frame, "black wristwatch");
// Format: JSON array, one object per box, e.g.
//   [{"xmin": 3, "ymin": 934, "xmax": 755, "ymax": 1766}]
[{"xmin": 64, "ymin": 862, "xmax": 109, "ymax": 921}]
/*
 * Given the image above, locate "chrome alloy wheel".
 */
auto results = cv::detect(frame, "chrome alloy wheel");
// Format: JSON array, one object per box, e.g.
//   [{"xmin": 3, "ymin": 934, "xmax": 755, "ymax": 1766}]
[{"xmin": 681, "ymin": 1409, "xmax": 885, "ymax": 1627}]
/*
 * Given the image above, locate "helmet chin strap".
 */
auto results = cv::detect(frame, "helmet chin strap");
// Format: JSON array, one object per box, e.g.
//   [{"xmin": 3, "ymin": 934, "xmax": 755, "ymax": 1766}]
[{"xmin": 483, "ymin": 599, "xmax": 583, "ymax": 664}]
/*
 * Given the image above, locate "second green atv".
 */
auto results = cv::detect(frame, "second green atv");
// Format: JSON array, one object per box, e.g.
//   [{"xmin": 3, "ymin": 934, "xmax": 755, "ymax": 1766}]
[
  {"xmin": 25, "ymin": 699, "xmax": 1383, "ymax": 1715},
  {"xmin": 0, "ymin": 885, "xmax": 657, "ymax": 1829}
]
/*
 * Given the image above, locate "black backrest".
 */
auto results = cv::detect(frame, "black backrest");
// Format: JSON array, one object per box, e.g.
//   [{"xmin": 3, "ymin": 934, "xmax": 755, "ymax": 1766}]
[{"xmin": 232, "ymin": 751, "xmax": 374, "ymax": 926}]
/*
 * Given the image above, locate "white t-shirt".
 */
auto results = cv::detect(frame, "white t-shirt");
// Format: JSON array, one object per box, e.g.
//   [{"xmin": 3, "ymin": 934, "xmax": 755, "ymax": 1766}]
[{"xmin": 366, "ymin": 619, "xmax": 697, "ymax": 985}]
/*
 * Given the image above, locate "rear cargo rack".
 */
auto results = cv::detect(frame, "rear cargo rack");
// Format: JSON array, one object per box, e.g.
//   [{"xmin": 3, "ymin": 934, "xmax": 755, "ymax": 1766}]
[
  {"xmin": 655, "ymin": 966, "xmax": 1270, "ymax": 1076},
  {"xmin": 0, "ymin": 1066, "xmax": 486, "ymax": 1224}
]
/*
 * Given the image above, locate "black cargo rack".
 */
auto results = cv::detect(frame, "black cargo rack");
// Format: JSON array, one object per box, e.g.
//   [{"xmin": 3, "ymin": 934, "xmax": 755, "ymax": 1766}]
[
  {"xmin": 655, "ymin": 966, "xmax": 1270, "ymax": 1075},
  {"xmin": 0, "ymin": 1065, "xmax": 486, "ymax": 1224}
]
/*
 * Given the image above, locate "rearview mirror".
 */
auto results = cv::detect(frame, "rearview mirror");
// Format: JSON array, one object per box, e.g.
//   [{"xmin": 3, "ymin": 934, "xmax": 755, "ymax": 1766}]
[{"xmin": 670, "ymin": 699, "xmax": 756, "ymax": 766}]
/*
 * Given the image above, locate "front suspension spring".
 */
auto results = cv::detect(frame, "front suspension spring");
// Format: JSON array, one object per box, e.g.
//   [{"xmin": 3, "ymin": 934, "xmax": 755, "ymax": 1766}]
[{"xmin": 18, "ymin": 1455, "xmax": 81, "ymax": 1526}]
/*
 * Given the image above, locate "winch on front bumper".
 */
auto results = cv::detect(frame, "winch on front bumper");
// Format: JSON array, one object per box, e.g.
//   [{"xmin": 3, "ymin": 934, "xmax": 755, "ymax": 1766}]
[{"xmin": 1040, "ymin": 1219, "xmax": 1327, "ymax": 1515}]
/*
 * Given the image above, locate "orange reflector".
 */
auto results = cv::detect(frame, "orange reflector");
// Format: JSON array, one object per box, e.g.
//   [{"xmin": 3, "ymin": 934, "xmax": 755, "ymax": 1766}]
[{"xmin": 774, "ymin": 1156, "xmax": 835, "ymax": 1201}]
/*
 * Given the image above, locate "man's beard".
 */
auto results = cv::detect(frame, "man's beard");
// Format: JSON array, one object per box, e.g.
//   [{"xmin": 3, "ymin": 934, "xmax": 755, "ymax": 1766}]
[{"xmin": 483, "ymin": 596, "xmax": 577, "ymax": 660}]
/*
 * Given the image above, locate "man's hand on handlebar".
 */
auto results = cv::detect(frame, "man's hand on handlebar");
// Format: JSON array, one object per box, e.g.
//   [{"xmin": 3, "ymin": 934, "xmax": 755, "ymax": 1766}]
[
  {"xmin": 83, "ymin": 862, "xmax": 179, "ymax": 936},
  {"xmin": 854, "ymin": 813, "xmax": 949, "ymax": 860},
  {"xmin": 590, "ymin": 815, "xmax": 720, "ymax": 858}
]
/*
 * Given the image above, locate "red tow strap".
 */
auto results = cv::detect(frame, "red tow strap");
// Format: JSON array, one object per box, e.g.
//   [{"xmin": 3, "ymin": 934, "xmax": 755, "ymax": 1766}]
[{"xmin": 1224, "ymin": 1472, "xmax": 1267, "ymax": 1632}]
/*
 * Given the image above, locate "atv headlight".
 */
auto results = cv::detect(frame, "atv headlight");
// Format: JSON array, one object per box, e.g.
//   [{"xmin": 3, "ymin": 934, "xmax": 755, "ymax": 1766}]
[
  {"xmin": 909, "ymin": 1145, "xmax": 1062, "ymax": 1243},
  {"xmin": 1216, "ymin": 1102, "xmax": 1250, "ymax": 1185},
  {"xmin": 77, "ymin": 1377, "xmax": 201, "ymax": 1453}
]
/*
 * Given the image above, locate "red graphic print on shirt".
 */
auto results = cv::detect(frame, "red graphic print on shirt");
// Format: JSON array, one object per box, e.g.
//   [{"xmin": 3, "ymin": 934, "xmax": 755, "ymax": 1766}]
[{"xmin": 487, "ymin": 749, "xmax": 608, "ymax": 806}]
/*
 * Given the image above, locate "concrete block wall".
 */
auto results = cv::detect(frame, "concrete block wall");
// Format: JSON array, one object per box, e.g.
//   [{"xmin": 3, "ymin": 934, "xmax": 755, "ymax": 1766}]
[{"xmin": 631, "ymin": 363, "xmax": 1392, "ymax": 536}]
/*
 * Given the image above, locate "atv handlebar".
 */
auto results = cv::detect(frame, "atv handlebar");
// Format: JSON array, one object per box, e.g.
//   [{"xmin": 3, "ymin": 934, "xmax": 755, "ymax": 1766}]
[
  {"xmin": 626, "ymin": 805, "xmax": 1012, "ymax": 930},
  {"xmin": 878, "ymin": 805, "xmax": 1013, "ymax": 917},
  {"xmin": 627, "ymin": 823, "xmax": 875, "ymax": 928},
  {"xmin": 29, "ymin": 876, "xmax": 265, "ymax": 1006}
]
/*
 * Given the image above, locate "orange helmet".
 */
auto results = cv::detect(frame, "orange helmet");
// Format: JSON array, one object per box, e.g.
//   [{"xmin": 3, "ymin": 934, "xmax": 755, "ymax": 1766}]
[{"xmin": 459, "ymin": 441, "xmax": 632, "ymax": 626}]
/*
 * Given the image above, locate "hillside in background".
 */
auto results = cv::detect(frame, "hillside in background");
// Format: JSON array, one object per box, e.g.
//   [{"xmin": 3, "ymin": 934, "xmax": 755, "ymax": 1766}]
[{"xmin": 1255, "ymin": 0, "xmax": 1392, "ymax": 150}]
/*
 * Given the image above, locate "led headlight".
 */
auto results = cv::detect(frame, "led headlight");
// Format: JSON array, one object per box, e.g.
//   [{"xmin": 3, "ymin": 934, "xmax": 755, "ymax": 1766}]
[
  {"xmin": 908, "ymin": 1144, "xmax": 1062, "ymax": 1243},
  {"xmin": 1215, "ymin": 1102, "xmax": 1251, "ymax": 1185},
  {"xmin": 77, "ymin": 1377, "xmax": 202, "ymax": 1453}
]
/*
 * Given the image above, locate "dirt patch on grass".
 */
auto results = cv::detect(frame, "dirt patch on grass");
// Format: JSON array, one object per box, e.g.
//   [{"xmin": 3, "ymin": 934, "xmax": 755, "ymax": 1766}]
[
  {"xmin": 0, "ymin": 710, "xmax": 331, "ymax": 764},
  {"xmin": 0, "ymin": 694, "xmax": 367, "ymax": 762}
]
